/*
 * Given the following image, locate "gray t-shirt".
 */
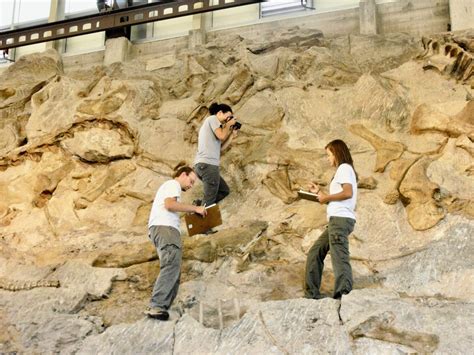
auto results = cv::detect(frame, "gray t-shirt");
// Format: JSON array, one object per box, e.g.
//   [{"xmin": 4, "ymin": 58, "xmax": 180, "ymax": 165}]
[{"xmin": 194, "ymin": 115, "xmax": 222, "ymax": 166}]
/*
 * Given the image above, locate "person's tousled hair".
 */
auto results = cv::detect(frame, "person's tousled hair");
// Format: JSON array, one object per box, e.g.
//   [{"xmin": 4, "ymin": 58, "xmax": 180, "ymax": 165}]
[
  {"xmin": 173, "ymin": 161, "xmax": 194, "ymax": 178},
  {"xmin": 325, "ymin": 139, "xmax": 358, "ymax": 181},
  {"xmin": 209, "ymin": 102, "xmax": 233, "ymax": 115}
]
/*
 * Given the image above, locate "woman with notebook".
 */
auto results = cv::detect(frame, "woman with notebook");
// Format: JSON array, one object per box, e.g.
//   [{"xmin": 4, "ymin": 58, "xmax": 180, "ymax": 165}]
[{"xmin": 304, "ymin": 139, "xmax": 358, "ymax": 300}]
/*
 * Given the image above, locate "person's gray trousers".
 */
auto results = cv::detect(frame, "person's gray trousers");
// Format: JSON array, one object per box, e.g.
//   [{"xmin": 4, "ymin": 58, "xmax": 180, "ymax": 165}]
[
  {"xmin": 149, "ymin": 225, "xmax": 182, "ymax": 309},
  {"xmin": 305, "ymin": 216, "xmax": 356, "ymax": 299},
  {"xmin": 194, "ymin": 162, "xmax": 230, "ymax": 205}
]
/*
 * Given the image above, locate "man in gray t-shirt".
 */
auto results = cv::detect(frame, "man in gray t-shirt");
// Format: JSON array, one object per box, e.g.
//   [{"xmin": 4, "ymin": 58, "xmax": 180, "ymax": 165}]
[{"xmin": 194, "ymin": 103, "xmax": 237, "ymax": 207}]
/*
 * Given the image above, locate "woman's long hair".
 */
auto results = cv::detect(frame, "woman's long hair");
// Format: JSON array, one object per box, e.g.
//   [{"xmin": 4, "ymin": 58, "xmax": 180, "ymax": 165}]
[
  {"xmin": 325, "ymin": 139, "xmax": 358, "ymax": 181},
  {"xmin": 173, "ymin": 161, "xmax": 194, "ymax": 178}
]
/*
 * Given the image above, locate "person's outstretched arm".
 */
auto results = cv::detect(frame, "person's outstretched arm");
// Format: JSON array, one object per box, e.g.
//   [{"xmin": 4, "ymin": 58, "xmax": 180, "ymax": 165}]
[{"xmin": 165, "ymin": 197, "xmax": 207, "ymax": 216}]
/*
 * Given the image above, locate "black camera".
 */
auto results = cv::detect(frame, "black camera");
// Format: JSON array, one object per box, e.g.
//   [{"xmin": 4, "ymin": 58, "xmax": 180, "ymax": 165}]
[
  {"xmin": 227, "ymin": 115, "xmax": 242, "ymax": 130},
  {"xmin": 232, "ymin": 121, "xmax": 242, "ymax": 130}
]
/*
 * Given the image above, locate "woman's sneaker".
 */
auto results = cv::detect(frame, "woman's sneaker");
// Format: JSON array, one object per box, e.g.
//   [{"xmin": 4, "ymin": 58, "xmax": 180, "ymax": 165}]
[{"xmin": 144, "ymin": 306, "xmax": 169, "ymax": 320}]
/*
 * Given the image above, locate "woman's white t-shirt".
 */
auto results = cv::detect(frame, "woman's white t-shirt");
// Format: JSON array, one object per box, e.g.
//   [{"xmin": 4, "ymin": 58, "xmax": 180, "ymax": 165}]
[
  {"xmin": 327, "ymin": 163, "xmax": 357, "ymax": 221},
  {"xmin": 148, "ymin": 179, "xmax": 182, "ymax": 231}
]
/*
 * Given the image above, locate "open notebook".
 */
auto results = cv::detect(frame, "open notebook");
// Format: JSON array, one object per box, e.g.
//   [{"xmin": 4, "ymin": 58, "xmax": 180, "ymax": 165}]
[{"xmin": 297, "ymin": 190, "xmax": 319, "ymax": 202}]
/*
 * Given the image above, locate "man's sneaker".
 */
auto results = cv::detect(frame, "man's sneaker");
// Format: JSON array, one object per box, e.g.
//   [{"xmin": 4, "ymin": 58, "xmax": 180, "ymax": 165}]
[
  {"xmin": 144, "ymin": 306, "xmax": 169, "ymax": 320},
  {"xmin": 192, "ymin": 199, "xmax": 203, "ymax": 206},
  {"xmin": 315, "ymin": 294, "xmax": 331, "ymax": 300},
  {"xmin": 203, "ymin": 228, "xmax": 217, "ymax": 235},
  {"xmin": 304, "ymin": 293, "xmax": 330, "ymax": 300}
]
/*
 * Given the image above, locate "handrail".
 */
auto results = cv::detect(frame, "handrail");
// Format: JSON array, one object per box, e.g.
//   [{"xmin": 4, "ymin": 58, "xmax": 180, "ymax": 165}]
[{"xmin": 0, "ymin": 0, "xmax": 262, "ymax": 50}]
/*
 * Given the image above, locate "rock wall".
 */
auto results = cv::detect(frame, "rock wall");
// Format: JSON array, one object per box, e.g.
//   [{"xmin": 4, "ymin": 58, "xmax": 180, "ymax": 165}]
[{"xmin": 0, "ymin": 27, "xmax": 473, "ymax": 353}]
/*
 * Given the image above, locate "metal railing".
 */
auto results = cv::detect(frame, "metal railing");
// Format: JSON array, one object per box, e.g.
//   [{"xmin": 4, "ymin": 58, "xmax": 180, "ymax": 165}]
[{"xmin": 0, "ymin": 0, "xmax": 262, "ymax": 51}]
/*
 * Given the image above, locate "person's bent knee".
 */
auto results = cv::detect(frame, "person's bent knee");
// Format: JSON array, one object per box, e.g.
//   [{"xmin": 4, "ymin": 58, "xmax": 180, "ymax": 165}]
[{"xmin": 159, "ymin": 244, "xmax": 182, "ymax": 267}]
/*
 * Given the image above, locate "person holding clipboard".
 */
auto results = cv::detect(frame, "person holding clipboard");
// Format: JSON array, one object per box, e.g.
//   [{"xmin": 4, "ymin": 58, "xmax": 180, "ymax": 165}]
[
  {"xmin": 145, "ymin": 163, "xmax": 206, "ymax": 320},
  {"xmin": 304, "ymin": 139, "xmax": 358, "ymax": 300}
]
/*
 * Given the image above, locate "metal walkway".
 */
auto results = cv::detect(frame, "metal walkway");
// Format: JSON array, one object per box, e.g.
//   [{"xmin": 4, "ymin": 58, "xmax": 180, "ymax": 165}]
[{"xmin": 0, "ymin": 0, "xmax": 262, "ymax": 51}]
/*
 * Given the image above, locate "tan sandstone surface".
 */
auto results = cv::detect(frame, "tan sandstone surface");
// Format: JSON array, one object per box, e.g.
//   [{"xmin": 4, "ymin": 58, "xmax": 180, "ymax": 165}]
[{"xmin": 0, "ymin": 28, "xmax": 473, "ymax": 354}]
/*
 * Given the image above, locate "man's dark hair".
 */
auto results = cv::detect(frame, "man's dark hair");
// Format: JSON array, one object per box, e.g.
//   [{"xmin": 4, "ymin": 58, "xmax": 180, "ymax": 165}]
[
  {"xmin": 209, "ymin": 103, "xmax": 233, "ymax": 115},
  {"xmin": 173, "ymin": 161, "xmax": 194, "ymax": 178}
]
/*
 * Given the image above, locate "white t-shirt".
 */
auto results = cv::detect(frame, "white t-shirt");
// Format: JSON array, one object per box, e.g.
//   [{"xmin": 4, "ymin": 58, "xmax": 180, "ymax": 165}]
[
  {"xmin": 327, "ymin": 163, "xmax": 357, "ymax": 221},
  {"xmin": 148, "ymin": 179, "xmax": 182, "ymax": 231}
]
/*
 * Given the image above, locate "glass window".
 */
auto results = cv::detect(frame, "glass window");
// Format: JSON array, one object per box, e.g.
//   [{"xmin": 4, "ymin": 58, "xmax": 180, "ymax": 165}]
[
  {"xmin": 16, "ymin": 0, "xmax": 51, "ymax": 24},
  {"xmin": 261, "ymin": 0, "xmax": 315, "ymax": 17},
  {"xmin": 64, "ymin": 0, "xmax": 138, "ymax": 15},
  {"xmin": 1, "ymin": 0, "xmax": 51, "ymax": 26},
  {"xmin": 261, "ymin": 0, "xmax": 396, "ymax": 17},
  {"xmin": 0, "ymin": 0, "xmax": 16, "ymax": 28},
  {"xmin": 63, "ymin": 0, "xmax": 105, "ymax": 53},
  {"xmin": 65, "ymin": 0, "xmax": 99, "ymax": 15},
  {"xmin": 261, "ymin": 0, "xmax": 365, "ymax": 17}
]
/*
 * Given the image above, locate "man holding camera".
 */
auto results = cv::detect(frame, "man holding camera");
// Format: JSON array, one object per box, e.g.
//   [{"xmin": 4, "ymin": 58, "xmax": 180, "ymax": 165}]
[{"xmin": 194, "ymin": 103, "xmax": 240, "ymax": 212}]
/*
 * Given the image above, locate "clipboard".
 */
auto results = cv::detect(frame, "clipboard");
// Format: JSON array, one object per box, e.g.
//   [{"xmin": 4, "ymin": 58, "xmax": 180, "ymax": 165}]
[
  {"xmin": 185, "ymin": 203, "xmax": 222, "ymax": 236},
  {"xmin": 297, "ymin": 190, "xmax": 319, "ymax": 202}
]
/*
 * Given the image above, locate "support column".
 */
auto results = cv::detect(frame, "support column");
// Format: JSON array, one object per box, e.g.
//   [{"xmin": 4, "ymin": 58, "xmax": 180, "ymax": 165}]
[
  {"xmin": 188, "ymin": 13, "xmax": 212, "ymax": 49},
  {"xmin": 146, "ymin": 0, "xmax": 155, "ymax": 39},
  {"xmin": 104, "ymin": 37, "xmax": 130, "ymax": 66},
  {"xmin": 46, "ymin": 0, "xmax": 66, "ymax": 53},
  {"xmin": 359, "ymin": 0, "xmax": 377, "ymax": 35},
  {"xmin": 449, "ymin": 0, "xmax": 474, "ymax": 31}
]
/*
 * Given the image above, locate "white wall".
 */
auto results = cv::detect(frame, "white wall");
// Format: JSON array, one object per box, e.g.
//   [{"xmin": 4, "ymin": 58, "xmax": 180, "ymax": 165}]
[
  {"xmin": 15, "ymin": 43, "xmax": 47, "ymax": 59},
  {"xmin": 378, "ymin": 0, "xmax": 450, "ymax": 35},
  {"xmin": 152, "ymin": 16, "xmax": 194, "ymax": 39},
  {"xmin": 314, "ymin": 0, "xmax": 359, "ymax": 11},
  {"xmin": 449, "ymin": 0, "xmax": 474, "ymax": 31},
  {"xmin": 212, "ymin": 4, "xmax": 260, "ymax": 29},
  {"xmin": 65, "ymin": 32, "xmax": 105, "ymax": 53}
]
